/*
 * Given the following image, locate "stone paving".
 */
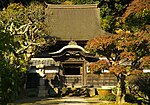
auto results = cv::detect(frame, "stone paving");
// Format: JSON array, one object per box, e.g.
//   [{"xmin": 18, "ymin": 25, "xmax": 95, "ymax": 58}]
[
  {"xmin": 58, "ymin": 97, "xmax": 90, "ymax": 105},
  {"xmin": 11, "ymin": 96, "xmax": 100, "ymax": 105}
]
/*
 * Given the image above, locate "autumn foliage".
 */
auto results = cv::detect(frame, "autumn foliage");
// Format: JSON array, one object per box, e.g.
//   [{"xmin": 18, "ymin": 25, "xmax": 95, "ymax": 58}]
[
  {"xmin": 85, "ymin": 31, "xmax": 150, "ymax": 103},
  {"xmin": 122, "ymin": 0, "xmax": 150, "ymax": 21},
  {"xmin": 86, "ymin": 32, "xmax": 149, "ymax": 76}
]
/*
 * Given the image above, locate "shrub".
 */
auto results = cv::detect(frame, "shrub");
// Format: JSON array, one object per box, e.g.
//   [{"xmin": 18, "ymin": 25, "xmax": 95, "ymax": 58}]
[
  {"xmin": 99, "ymin": 94, "xmax": 116, "ymax": 101},
  {"xmin": 125, "ymin": 93, "xmax": 137, "ymax": 103},
  {"xmin": 128, "ymin": 73, "xmax": 150, "ymax": 104},
  {"xmin": 112, "ymin": 87, "xmax": 117, "ymax": 95}
]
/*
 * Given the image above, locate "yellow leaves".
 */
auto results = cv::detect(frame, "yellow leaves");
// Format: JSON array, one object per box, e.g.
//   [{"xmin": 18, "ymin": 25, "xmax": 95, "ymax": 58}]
[
  {"xmin": 115, "ymin": 29, "xmax": 131, "ymax": 34},
  {"xmin": 115, "ymin": 29, "xmax": 124, "ymax": 34},
  {"xmin": 115, "ymin": 22, "xmax": 120, "ymax": 26},
  {"xmin": 5, "ymin": 3, "xmax": 25, "ymax": 19},
  {"xmin": 36, "ymin": 38, "xmax": 46, "ymax": 45},
  {"xmin": 20, "ymin": 67, "xmax": 27, "ymax": 73},
  {"xmin": 7, "ymin": 3, "xmax": 24, "ymax": 11},
  {"xmin": 63, "ymin": 1, "xmax": 73, "ymax": 5},
  {"xmin": 18, "ymin": 59, "xmax": 25, "ymax": 65},
  {"xmin": 125, "ymin": 31, "xmax": 131, "ymax": 34}
]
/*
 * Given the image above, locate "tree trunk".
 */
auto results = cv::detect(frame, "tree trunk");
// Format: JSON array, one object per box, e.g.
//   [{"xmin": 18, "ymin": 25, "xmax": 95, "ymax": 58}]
[{"xmin": 116, "ymin": 74, "xmax": 126, "ymax": 105}]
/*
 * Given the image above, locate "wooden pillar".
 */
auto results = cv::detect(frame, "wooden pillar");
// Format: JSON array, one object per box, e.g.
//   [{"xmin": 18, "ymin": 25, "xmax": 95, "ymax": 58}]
[{"xmin": 83, "ymin": 61, "xmax": 87, "ymax": 86}]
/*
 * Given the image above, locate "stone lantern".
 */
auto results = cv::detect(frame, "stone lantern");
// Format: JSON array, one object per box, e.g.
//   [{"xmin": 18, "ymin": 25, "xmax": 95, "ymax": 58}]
[{"xmin": 36, "ymin": 60, "xmax": 47, "ymax": 97}]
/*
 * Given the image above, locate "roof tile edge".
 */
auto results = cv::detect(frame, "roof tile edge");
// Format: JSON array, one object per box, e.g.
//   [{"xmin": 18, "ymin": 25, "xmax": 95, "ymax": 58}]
[{"xmin": 46, "ymin": 4, "xmax": 98, "ymax": 9}]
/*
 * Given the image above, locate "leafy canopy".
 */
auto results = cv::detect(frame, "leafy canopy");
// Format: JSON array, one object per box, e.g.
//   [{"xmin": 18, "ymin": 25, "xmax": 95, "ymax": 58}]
[
  {"xmin": 0, "ymin": 2, "xmax": 55, "ymax": 103},
  {"xmin": 85, "ymin": 31, "xmax": 150, "ymax": 77}
]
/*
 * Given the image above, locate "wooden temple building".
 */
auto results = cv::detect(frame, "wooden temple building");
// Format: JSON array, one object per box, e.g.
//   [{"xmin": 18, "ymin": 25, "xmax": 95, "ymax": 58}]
[{"xmin": 26, "ymin": 4, "xmax": 117, "ymax": 97}]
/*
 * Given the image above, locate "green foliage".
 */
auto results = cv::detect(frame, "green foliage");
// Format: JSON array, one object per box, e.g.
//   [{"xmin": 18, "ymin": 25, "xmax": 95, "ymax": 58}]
[
  {"xmin": 128, "ymin": 73, "xmax": 150, "ymax": 104},
  {"xmin": 123, "ymin": 9, "xmax": 150, "ymax": 33},
  {"xmin": 0, "ymin": 2, "xmax": 54, "ymax": 66},
  {"xmin": 125, "ymin": 94, "xmax": 137, "ymax": 103},
  {"xmin": 112, "ymin": 87, "xmax": 117, "ymax": 95},
  {"xmin": 98, "ymin": 0, "xmax": 131, "ymax": 33},
  {"xmin": 72, "ymin": 0, "xmax": 99, "ymax": 4},
  {"xmin": 99, "ymin": 94, "xmax": 116, "ymax": 101},
  {"xmin": 92, "ymin": 0, "xmax": 150, "ymax": 33},
  {"xmin": 0, "ymin": 2, "xmax": 55, "ymax": 104},
  {"xmin": 0, "ymin": 21, "xmax": 21, "ymax": 104},
  {"xmin": 0, "ymin": 60, "xmax": 20, "ymax": 104}
]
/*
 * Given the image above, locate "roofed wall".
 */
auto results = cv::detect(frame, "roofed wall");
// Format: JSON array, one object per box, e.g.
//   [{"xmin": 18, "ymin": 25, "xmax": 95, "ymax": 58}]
[{"xmin": 45, "ymin": 4, "xmax": 103, "ymax": 41}]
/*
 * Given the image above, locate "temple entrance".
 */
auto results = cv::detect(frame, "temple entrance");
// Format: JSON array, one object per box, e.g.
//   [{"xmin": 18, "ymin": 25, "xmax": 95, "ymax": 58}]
[
  {"xmin": 63, "ymin": 64, "xmax": 82, "ymax": 75},
  {"xmin": 64, "ymin": 68, "xmax": 80, "ymax": 75},
  {"xmin": 63, "ymin": 63, "xmax": 84, "ymax": 87}
]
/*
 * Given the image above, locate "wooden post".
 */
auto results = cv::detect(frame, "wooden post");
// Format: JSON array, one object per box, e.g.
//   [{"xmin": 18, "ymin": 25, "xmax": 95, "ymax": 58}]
[{"xmin": 83, "ymin": 61, "xmax": 87, "ymax": 86}]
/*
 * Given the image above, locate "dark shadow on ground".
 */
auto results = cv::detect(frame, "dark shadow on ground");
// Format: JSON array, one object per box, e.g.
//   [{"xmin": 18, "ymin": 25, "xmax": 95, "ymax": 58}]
[
  {"xmin": 12, "ymin": 96, "xmax": 102, "ymax": 105},
  {"xmin": 14, "ymin": 97, "xmax": 60, "ymax": 104}
]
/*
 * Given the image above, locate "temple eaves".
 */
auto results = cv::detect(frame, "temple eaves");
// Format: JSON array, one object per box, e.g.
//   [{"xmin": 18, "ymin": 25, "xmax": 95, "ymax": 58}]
[{"xmin": 49, "ymin": 41, "xmax": 89, "ymax": 55}]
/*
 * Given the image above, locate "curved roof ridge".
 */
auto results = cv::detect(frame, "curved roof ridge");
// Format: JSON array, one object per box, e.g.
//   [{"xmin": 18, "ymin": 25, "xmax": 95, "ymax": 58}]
[{"xmin": 49, "ymin": 42, "xmax": 89, "ymax": 55}]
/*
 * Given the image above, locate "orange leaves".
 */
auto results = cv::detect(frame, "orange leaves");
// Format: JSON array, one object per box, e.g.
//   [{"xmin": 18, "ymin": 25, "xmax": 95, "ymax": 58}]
[
  {"xmin": 109, "ymin": 65, "xmax": 126, "ymax": 75},
  {"xmin": 116, "ymin": 33, "xmax": 136, "ymax": 48},
  {"xmin": 109, "ymin": 65, "xmax": 140, "ymax": 76},
  {"xmin": 88, "ymin": 59, "xmax": 110, "ymax": 73},
  {"xmin": 86, "ymin": 34, "xmax": 118, "ymax": 53},
  {"xmin": 85, "ymin": 37, "xmax": 101, "ymax": 52},
  {"xmin": 140, "ymin": 56, "xmax": 150, "ymax": 68},
  {"xmin": 86, "ymin": 31, "xmax": 149, "ymax": 76},
  {"xmin": 130, "ymin": 69, "xmax": 143, "ymax": 75},
  {"xmin": 97, "ymin": 59, "xmax": 110, "ymax": 69},
  {"xmin": 120, "ymin": 51, "xmax": 136, "ymax": 61},
  {"xmin": 88, "ymin": 62, "xmax": 99, "ymax": 73},
  {"xmin": 122, "ymin": 0, "xmax": 150, "ymax": 22}
]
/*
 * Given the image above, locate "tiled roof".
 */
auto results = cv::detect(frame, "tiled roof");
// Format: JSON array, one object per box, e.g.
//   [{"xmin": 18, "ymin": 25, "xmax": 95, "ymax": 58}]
[
  {"xmin": 30, "ymin": 58, "xmax": 60, "ymax": 66},
  {"xmin": 45, "ymin": 4, "xmax": 105, "ymax": 41}
]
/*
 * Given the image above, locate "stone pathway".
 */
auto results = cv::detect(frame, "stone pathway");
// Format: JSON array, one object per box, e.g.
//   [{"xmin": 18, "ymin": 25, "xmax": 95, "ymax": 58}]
[
  {"xmin": 12, "ymin": 96, "xmax": 93, "ymax": 105},
  {"xmin": 58, "ymin": 97, "xmax": 90, "ymax": 105}
]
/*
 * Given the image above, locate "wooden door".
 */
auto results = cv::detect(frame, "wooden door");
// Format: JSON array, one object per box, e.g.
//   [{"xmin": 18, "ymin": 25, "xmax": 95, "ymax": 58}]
[{"xmin": 63, "ymin": 63, "xmax": 84, "ymax": 87}]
